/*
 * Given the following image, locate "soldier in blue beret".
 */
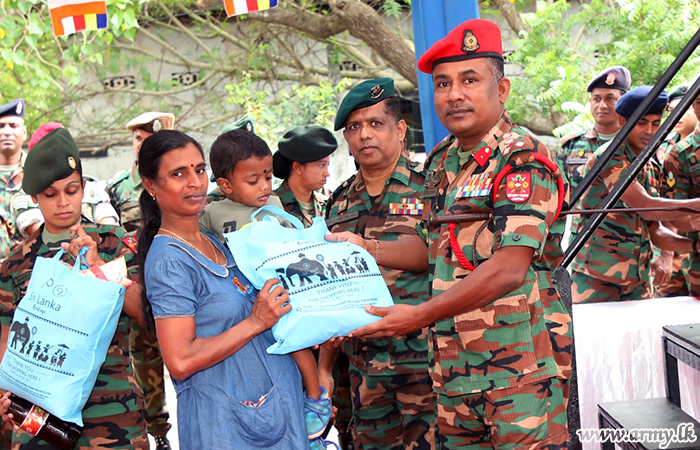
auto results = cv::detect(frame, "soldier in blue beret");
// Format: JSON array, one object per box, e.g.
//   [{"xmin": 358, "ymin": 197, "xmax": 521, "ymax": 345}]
[
  {"xmin": 0, "ymin": 98, "xmax": 28, "ymax": 260},
  {"xmin": 571, "ymin": 86, "xmax": 700, "ymax": 303}
]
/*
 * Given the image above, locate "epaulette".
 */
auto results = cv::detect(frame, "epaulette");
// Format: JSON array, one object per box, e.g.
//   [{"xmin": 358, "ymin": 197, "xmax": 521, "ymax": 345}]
[
  {"xmin": 560, "ymin": 128, "xmax": 586, "ymax": 146},
  {"xmin": 106, "ymin": 170, "xmax": 130, "ymax": 189},
  {"xmin": 326, "ymin": 174, "xmax": 356, "ymax": 220},
  {"xmin": 425, "ymin": 135, "xmax": 456, "ymax": 167}
]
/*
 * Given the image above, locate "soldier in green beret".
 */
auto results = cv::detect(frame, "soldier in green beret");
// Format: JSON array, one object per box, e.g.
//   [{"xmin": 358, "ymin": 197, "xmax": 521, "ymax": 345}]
[
  {"xmin": 319, "ymin": 78, "xmax": 435, "ymax": 450},
  {"xmin": 0, "ymin": 128, "xmax": 148, "ymax": 449},
  {"xmin": 272, "ymin": 125, "xmax": 337, "ymax": 227},
  {"xmin": 0, "ymin": 99, "xmax": 28, "ymax": 260},
  {"xmin": 106, "ymin": 112, "xmax": 174, "ymax": 450}
]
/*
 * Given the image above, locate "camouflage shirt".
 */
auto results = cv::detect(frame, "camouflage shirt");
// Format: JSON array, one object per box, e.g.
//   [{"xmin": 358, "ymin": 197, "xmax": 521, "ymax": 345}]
[
  {"xmin": 275, "ymin": 180, "xmax": 328, "ymax": 228},
  {"xmin": 106, "ymin": 165, "xmax": 142, "ymax": 232},
  {"xmin": 571, "ymin": 141, "xmax": 660, "ymax": 286},
  {"xmin": 0, "ymin": 153, "xmax": 26, "ymax": 259},
  {"xmin": 557, "ymin": 126, "xmax": 609, "ymax": 193},
  {"xmin": 661, "ymin": 125, "xmax": 700, "ymax": 241},
  {"xmin": 421, "ymin": 112, "xmax": 559, "ymax": 395},
  {"xmin": 0, "ymin": 220, "xmax": 143, "ymax": 420},
  {"xmin": 325, "ymin": 154, "xmax": 430, "ymax": 375}
]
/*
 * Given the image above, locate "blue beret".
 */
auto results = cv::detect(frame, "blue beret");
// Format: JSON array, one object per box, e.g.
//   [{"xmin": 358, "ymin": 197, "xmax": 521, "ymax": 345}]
[
  {"xmin": 0, "ymin": 99, "xmax": 25, "ymax": 119},
  {"xmin": 614, "ymin": 86, "xmax": 668, "ymax": 119},
  {"xmin": 587, "ymin": 66, "xmax": 631, "ymax": 93}
]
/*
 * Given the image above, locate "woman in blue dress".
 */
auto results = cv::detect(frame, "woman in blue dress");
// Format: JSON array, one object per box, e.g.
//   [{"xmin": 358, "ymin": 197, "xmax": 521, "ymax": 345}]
[{"xmin": 135, "ymin": 130, "xmax": 307, "ymax": 449}]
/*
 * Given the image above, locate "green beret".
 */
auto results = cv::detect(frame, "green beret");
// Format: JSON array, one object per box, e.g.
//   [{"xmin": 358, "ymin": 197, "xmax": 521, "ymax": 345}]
[
  {"xmin": 334, "ymin": 78, "xmax": 395, "ymax": 131},
  {"xmin": 273, "ymin": 125, "xmax": 337, "ymax": 179},
  {"xmin": 222, "ymin": 114, "xmax": 256, "ymax": 134},
  {"xmin": 22, "ymin": 128, "xmax": 81, "ymax": 195},
  {"xmin": 669, "ymin": 84, "xmax": 689, "ymax": 102}
]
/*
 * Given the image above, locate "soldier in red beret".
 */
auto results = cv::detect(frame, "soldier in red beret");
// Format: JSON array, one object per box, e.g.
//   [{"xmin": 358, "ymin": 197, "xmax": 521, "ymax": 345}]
[{"xmin": 331, "ymin": 18, "xmax": 572, "ymax": 448}]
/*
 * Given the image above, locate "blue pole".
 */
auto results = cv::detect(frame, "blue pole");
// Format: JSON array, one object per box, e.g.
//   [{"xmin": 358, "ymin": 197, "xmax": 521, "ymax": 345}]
[{"xmin": 411, "ymin": 0, "xmax": 480, "ymax": 153}]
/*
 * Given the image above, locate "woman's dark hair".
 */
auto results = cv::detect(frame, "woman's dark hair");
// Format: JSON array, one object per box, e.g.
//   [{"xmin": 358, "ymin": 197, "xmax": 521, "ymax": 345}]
[
  {"xmin": 209, "ymin": 129, "xmax": 271, "ymax": 180},
  {"xmin": 136, "ymin": 130, "xmax": 204, "ymax": 331}
]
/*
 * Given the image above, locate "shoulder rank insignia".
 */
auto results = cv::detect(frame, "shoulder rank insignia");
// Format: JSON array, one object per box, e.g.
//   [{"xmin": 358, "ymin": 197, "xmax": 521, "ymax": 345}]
[
  {"xmin": 389, "ymin": 199, "xmax": 424, "ymax": 215},
  {"xmin": 690, "ymin": 155, "xmax": 697, "ymax": 164},
  {"xmin": 473, "ymin": 146, "xmax": 492, "ymax": 167},
  {"xmin": 456, "ymin": 172, "xmax": 493, "ymax": 198},
  {"xmin": 121, "ymin": 236, "xmax": 138, "ymax": 253},
  {"xmin": 233, "ymin": 277, "xmax": 253, "ymax": 295},
  {"xmin": 506, "ymin": 173, "xmax": 530, "ymax": 203}
]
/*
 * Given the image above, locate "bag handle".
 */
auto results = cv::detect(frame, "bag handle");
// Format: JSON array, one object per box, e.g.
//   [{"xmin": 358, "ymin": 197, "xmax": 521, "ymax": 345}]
[
  {"xmin": 52, "ymin": 247, "xmax": 91, "ymax": 272},
  {"xmin": 251, "ymin": 205, "xmax": 305, "ymax": 230}
]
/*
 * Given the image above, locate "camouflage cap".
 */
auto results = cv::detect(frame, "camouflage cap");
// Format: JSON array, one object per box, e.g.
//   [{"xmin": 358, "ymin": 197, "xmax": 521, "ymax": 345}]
[
  {"xmin": 126, "ymin": 112, "xmax": 175, "ymax": 132},
  {"xmin": 273, "ymin": 125, "xmax": 337, "ymax": 178},
  {"xmin": 22, "ymin": 128, "xmax": 81, "ymax": 195},
  {"xmin": 222, "ymin": 114, "xmax": 256, "ymax": 134},
  {"xmin": 587, "ymin": 66, "xmax": 632, "ymax": 93},
  {"xmin": 334, "ymin": 78, "xmax": 395, "ymax": 131},
  {"xmin": 614, "ymin": 85, "xmax": 668, "ymax": 119},
  {"xmin": 0, "ymin": 99, "xmax": 25, "ymax": 119}
]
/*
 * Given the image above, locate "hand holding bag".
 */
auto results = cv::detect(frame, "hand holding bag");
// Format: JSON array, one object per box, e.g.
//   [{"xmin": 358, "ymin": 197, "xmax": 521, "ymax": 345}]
[
  {"xmin": 224, "ymin": 206, "xmax": 394, "ymax": 354},
  {"xmin": 0, "ymin": 247, "xmax": 126, "ymax": 426}
]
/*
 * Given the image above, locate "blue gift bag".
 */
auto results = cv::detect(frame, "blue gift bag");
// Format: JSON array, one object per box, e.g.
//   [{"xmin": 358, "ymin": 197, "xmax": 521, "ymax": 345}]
[
  {"xmin": 0, "ymin": 248, "xmax": 125, "ymax": 426},
  {"xmin": 224, "ymin": 206, "xmax": 393, "ymax": 355}
]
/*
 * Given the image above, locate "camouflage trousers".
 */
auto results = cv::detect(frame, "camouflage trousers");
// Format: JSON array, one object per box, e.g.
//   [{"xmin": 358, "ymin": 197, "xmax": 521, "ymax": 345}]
[
  {"xmin": 571, "ymin": 270, "xmax": 652, "ymax": 303},
  {"xmin": 129, "ymin": 322, "xmax": 170, "ymax": 437},
  {"xmin": 349, "ymin": 366, "xmax": 437, "ymax": 450},
  {"xmin": 654, "ymin": 253, "xmax": 689, "ymax": 298},
  {"xmin": 436, "ymin": 377, "xmax": 570, "ymax": 449},
  {"xmin": 683, "ymin": 256, "xmax": 700, "ymax": 297},
  {"xmin": 10, "ymin": 409, "xmax": 148, "ymax": 449}
]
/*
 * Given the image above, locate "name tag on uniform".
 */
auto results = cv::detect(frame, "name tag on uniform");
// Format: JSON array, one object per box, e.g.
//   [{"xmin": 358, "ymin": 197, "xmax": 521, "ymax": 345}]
[
  {"xmin": 456, "ymin": 172, "xmax": 493, "ymax": 198},
  {"xmin": 566, "ymin": 157, "xmax": 588, "ymax": 165},
  {"xmin": 690, "ymin": 163, "xmax": 700, "ymax": 173},
  {"xmin": 420, "ymin": 188, "xmax": 439, "ymax": 199},
  {"xmin": 389, "ymin": 199, "xmax": 424, "ymax": 215},
  {"xmin": 326, "ymin": 211, "xmax": 360, "ymax": 227}
]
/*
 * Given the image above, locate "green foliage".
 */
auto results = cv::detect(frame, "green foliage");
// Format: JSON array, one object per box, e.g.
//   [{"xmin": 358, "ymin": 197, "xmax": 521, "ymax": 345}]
[
  {"xmin": 225, "ymin": 72, "xmax": 351, "ymax": 147},
  {"xmin": 507, "ymin": 0, "xmax": 700, "ymax": 136}
]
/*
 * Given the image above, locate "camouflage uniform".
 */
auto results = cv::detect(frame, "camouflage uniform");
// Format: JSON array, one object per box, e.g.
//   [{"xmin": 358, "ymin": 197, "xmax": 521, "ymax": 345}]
[
  {"xmin": 105, "ymin": 166, "xmax": 171, "ymax": 439},
  {"xmin": 0, "ymin": 221, "xmax": 148, "ymax": 449},
  {"xmin": 661, "ymin": 125, "xmax": 700, "ymax": 296},
  {"xmin": 422, "ymin": 113, "xmax": 568, "ymax": 448},
  {"xmin": 654, "ymin": 131, "xmax": 690, "ymax": 297},
  {"xmin": 0, "ymin": 153, "xmax": 26, "ymax": 259},
  {"xmin": 275, "ymin": 180, "xmax": 328, "ymax": 228},
  {"xmin": 557, "ymin": 127, "xmax": 609, "ymax": 193},
  {"xmin": 571, "ymin": 141, "xmax": 660, "ymax": 302},
  {"xmin": 326, "ymin": 154, "xmax": 436, "ymax": 450}
]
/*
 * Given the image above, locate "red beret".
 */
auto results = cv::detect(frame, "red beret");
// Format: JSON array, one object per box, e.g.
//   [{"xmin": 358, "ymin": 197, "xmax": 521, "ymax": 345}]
[
  {"xmin": 418, "ymin": 19, "xmax": 503, "ymax": 74},
  {"xmin": 28, "ymin": 122, "xmax": 63, "ymax": 152}
]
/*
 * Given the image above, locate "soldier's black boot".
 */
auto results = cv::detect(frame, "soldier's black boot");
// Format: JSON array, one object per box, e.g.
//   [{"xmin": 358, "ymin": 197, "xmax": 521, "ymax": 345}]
[{"xmin": 153, "ymin": 434, "xmax": 172, "ymax": 450}]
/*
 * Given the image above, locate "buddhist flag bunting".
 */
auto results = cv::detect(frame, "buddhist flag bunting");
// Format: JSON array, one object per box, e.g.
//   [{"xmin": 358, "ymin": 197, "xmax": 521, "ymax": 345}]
[
  {"xmin": 48, "ymin": 0, "xmax": 108, "ymax": 38},
  {"xmin": 224, "ymin": 0, "xmax": 278, "ymax": 18}
]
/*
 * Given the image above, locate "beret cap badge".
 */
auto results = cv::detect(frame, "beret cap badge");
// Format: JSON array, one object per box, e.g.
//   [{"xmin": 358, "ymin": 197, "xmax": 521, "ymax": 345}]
[
  {"xmin": 462, "ymin": 30, "xmax": 480, "ymax": 53},
  {"xmin": 152, "ymin": 118, "xmax": 162, "ymax": 133},
  {"xmin": 68, "ymin": 156, "xmax": 77, "ymax": 169},
  {"xmin": 370, "ymin": 85, "xmax": 384, "ymax": 100},
  {"xmin": 16, "ymin": 102, "xmax": 23, "ymax": 115},
  {"xmin": 605, "ymin": 73, "xmax": 617, "ymax": 85}
]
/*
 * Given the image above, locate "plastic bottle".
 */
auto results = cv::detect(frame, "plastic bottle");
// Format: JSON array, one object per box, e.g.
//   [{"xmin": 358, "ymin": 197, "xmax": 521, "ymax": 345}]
[{"xmin": 6, "ymin": 394, "xmax": 82, "ymax": 450}]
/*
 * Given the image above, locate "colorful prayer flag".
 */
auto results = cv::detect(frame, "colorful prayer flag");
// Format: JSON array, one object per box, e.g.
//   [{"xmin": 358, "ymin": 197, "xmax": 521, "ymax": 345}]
[
  {"xmin": 48, "ymin": 0, "xmax": 107, "ymax": 38},
  {"xmin": 224, "ymin": 0, "xmax": 278, "ymax": 18}
]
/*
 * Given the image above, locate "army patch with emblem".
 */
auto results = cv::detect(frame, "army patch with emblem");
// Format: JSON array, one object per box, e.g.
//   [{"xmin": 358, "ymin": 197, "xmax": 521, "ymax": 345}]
[
  {"xmin": 389, "ymin": 198, "xmax": 424, "ymax": 215},
  {"xmin": 578, "ymin": 148, "xmax": 585, "ymax": 157},
  {"xmin": 462, "ymin": 29, "xmax": 479, "ymax": 53},
  {"xmin": 506, "ymin": 173, "xmax": 530, "ymax": 202},
  {"xmin": 456, "ymin": 172, "xmax": 493, "ymax": 198},
  {"xmin": 666, "ymin": 171, "xmax": 676, "ymax": 187},
  {"xmin": 121, "ymin": 236, "xmax": 138, "ymax": 253}
]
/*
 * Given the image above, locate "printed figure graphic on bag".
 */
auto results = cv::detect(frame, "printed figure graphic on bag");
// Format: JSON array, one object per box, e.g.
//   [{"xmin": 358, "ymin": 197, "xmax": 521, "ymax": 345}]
[
  {"xmin": 9, "ymin": 317, "xmax": 30, "ymax": 352},
  {"xmin": 284, "ymin": 253, "xmax": 328, "ymax": 287}
]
